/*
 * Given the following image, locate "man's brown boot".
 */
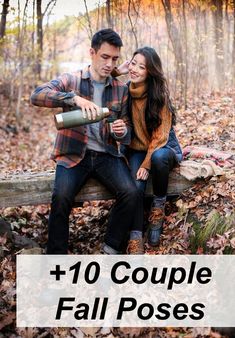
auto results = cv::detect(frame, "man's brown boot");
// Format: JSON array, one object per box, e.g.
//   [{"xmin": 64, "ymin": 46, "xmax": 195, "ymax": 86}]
[
  {"xmin": 147, "ymin": 207, "xmax": 164, "ymax": 247},
  {"xmin": 126, "ymin": 238, "xmax": 145, "ymax": 254}
]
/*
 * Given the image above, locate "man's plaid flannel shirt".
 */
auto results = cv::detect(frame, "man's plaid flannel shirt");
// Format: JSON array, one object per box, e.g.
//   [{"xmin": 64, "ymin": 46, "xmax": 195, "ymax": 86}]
[{"xmin": 31, "ymin": 66, "xmax": 131, "ymax": 168}]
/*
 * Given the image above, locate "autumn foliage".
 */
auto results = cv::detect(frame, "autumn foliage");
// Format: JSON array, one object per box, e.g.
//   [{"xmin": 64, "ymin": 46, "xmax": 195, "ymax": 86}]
[{"xmin": 0, "ymin": 0, "xmax": 235, "ymax": 337}]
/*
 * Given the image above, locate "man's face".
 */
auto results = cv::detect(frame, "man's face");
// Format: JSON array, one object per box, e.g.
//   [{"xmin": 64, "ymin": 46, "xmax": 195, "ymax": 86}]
[{"xmin": 90, "ymin": 42, "xmax": 120, "ymax": 80}]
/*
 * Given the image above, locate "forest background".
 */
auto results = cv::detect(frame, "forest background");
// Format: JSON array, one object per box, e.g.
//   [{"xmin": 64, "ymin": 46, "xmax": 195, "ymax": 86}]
[
  {"xmin": 0, "ymin": 0, "xmax": 235, "ymax": 337},
  {"xmin": 0, "ymin": 0, "xmax": 235, "ymax": 116}
]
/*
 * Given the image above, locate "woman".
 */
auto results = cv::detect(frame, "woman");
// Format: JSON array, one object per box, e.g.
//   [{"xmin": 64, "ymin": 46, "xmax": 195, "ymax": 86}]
[{"xmin": 115, "ymin": 47, "xmax": 183, "ymax": 250}]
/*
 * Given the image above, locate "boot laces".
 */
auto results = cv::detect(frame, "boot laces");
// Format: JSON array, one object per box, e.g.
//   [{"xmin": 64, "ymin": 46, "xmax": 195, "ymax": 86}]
[
  {"xmin": 148, "ymin": 207, "xmax": 164, "ymax": 223},
  {"xmin": 127, "ymin": 239, "xmax": 144, "ymax": 254}
]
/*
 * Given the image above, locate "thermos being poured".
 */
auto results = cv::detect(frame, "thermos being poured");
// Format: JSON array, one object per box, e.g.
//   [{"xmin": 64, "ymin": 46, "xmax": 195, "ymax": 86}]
[{"xmin": 54, "ymin": 107, "xmax": 111, "ymax": 130}]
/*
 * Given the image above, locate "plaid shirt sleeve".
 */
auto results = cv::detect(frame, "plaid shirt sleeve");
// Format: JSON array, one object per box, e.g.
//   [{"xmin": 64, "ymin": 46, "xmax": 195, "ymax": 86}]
[{"xmin": 30, "ymin": 73, "xmax": 77, "ymax": 108}]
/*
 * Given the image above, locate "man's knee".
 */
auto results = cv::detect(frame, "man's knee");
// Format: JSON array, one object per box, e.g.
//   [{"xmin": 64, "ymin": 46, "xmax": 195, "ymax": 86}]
[
  {"xmin": 51, "ymin": 188, "xmax": 74, "ymax": 208},
  {"xmin": 135, "ymin": 180, "xmax": 146, "ymax": 193},
  {"xmin": 118, "ymin": 185, "xmax": 143, "ymax": 205}
]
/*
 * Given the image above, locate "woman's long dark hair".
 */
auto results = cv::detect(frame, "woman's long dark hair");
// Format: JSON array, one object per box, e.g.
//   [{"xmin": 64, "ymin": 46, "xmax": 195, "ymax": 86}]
[{"xmin": 132, "ymin": 47, "xmax": 176, "ymax": 133}]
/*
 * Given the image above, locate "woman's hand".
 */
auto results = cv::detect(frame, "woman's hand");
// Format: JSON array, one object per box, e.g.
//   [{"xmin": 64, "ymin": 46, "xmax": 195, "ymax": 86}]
[
  {"xmin": 112, "ymin": 119, "xmax": 127, "ymax": 136},
  {"xmin": 117, "ymin": 60, "xmax": 130, "ymax": 75},
  {"xmin": 136, "ymin": 167, "xmax": 149, "ymax": 181}
]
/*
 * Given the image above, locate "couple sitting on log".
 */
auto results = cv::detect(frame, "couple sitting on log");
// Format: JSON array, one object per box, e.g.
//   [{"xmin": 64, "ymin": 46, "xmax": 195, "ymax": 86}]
[{"xmin": 31, "ymin": 28, "xmax": 182, "ymax": 255}]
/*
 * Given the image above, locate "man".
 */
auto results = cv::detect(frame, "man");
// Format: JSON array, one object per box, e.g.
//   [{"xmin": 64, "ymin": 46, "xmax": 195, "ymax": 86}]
[{"xmin": 31, "ymin": 29, "xmax": 144, "ymax": 255}]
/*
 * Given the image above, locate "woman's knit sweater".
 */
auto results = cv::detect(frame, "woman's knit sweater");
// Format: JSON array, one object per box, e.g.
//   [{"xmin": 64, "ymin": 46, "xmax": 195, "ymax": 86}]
[{"xmin": 129, "ymin": 82, "xmax": 172, "ymax": 170}]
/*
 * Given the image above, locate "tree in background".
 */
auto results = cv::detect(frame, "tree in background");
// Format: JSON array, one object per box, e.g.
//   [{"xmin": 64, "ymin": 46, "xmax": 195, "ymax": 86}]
[
  {"xmin": 233, "ymin": 0, "xmax": 235, "ymax": 85},
  {"xmin": 15, "ymin": 0, "xmax": 29, "ymax": 123},
  {"xmin": 211, "ymin": 0, "xmax": 225, "ymax": 88},
  {"xmin": 36, "ymin": 0, "xmax": 43, "ymax": 80},
  {"xmin": 0, "ymin": 0, "xmax": 234, "ymax": 122},
  {"xmin": 0, "ymin": 0, "xmax": 9, "ymax": 40},
  {"xmin": 106, "ymin": 0, "xmax": 113, "ymax": 28},
  {"xmin": 35, "ymin": 0, "xmax": 56, "ymax": 80},
  {"xmin": 161, "ymin": 0, "xmax": 185, "ymax": 100}
]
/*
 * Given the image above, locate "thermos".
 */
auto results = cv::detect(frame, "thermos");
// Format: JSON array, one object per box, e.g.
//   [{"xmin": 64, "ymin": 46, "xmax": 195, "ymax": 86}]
[
  {"xmin": 106, "ymin": 116, "xmax": 117, "ymax": 134},
  {"xmin": 54, "ymin": 107, "xmax": 110, "ymax": 130}
]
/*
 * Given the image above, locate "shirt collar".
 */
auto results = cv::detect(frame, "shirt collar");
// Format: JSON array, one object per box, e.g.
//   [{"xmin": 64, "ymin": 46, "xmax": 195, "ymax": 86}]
[{"xmin": 81, "ymin": 65, "xmax": 113, "ymax": 87}]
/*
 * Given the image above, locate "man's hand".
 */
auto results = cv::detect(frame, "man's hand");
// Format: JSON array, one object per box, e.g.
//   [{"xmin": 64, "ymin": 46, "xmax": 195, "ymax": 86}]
[
  {"xmin": 112, "ymin": 119, "xmax": 127, "ymax": 137},
  {"xmin": 73, "ymin": 96, "xmax": 100, "ymax": 120},
  {"xmin": 136, "ymin": 167, "xmax": 149, "ymax": 181}
]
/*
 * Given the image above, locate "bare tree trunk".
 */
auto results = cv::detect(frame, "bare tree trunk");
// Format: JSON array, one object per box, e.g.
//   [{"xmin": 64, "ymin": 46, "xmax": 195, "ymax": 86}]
[
  {"xmin": 32, "ymin": 0, "xmax": 35, "ymax": 53},
  {"xmin": 36, "ymin": 0, "xmax": 43, "ymax": 80},
  {"xmin": 161, "ymin": 0, "xmax": 184, "ymax": 99},
  {"xmin": 36, "ymin": 0, "xmax": 56, "ymax": 80},
  {"xmin": 211, "ymin": 0, "xmax": 224, "ymax": 88},
  {"xmin": 202, "ymin": 7, "xmax": 209, "ymax": 85},
  {"xmin": 0, "ymin": 0, "xmax": 9, "ymax": 40},
  {"xmin": 224, "ymin": 0, "xmax": 231, "ymax": 86},
  {"xmin": 193, "ymin": 5, "xmax": 208, "ymax": 98},
  {"xmin": 31, "ymin": 0, "xmax": 36, "ymax": 86},
  {"xmin": 116, "ymin": 0, "xmax": 123, "ymax": 44},
  {"xmin": 52, "ymin": 25, "xmax": 57, "ymax": 77},
  {"xmin": 16, "ymin": 0, "xmax": 29, "ymax": 124},
  {"xmin": 106, "ymin": 0, "xmax": 113, "ymax": 28},
  {"xmin": 0, "ymin": 0, "xmax": 11, "ymax": 106},
  {"xmin": 232, "ymin": 0, "xmax": 235, "ymax": 86},
  {"xmin": 182, "ymin": 0, "xmax": 188, "ymax": 108},
  {"xmin": 128, "ymin": 0, "xmax": 138, "ymax": 49},
  {"xmin": 83, "ymin": 0, "xmax": 93, "ymax": 39},
  {"xmin": 96, "ymin": 1, "xmax": 100, "ymax": 30},
  {"xmin": 100, "ymin": 4, "xmax": 105, "ymax": 28}
]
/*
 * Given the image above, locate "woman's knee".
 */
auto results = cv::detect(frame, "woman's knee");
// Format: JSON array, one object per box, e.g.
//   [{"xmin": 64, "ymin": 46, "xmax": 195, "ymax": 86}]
[{"xmin": 151, "ymin": 148, "xmax": 173, "ymax": 170}]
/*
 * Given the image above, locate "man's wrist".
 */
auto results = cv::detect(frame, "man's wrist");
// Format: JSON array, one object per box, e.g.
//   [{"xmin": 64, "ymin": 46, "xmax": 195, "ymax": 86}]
[{"xmin": 64, "ymin": 95, "xmax": 77, "ymax": 106}]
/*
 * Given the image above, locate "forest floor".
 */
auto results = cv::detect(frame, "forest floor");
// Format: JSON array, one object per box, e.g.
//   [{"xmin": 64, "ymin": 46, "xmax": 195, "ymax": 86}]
[{"xmin": 0, "ymin": 89, "xmax": 234, "ymax": 337}]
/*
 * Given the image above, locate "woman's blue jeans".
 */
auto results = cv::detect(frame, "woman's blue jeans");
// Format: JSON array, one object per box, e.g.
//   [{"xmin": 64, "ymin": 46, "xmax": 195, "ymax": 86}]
[
  {"xmin": 128, "ymin": 147, "xmax": 176, "ymax": 197},
  {"xmin": 47, "ymin": 150, "xmax": 143, "ymax": 254}
]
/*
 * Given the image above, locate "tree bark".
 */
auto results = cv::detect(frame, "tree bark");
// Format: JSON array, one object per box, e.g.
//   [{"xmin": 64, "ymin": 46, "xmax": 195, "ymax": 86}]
[
  {"xmin": 0, "ymin": 168, "xmax": 194, "ymax": 208},
  {"xmin": 182, "ymin": 0, "xmax": 188, "ymax": 108},
  {"xmin": 36, "ymin": 0, "xmax": 43, "ymax": 80},
  {"xmin": 83, "ymin": 0, "xmax": 93, "ymax": 39},
  {"xmin": 106, "ymin": 0, "xmax": 113, "ymax": 28},
  {"xmin": 0, "ymin": 0, "xmax": 9, "ymax": 40},
  {"xmin": 161, "ymin": 0, "xmax": 184, "ymax": 99},
  {"xmin": 15, "ymin": 0, "xmax": 29, "ymax": 123},
  {"xmin": 161, "ymin": 0, "xmax": 183, "ymax": 66},
  {"xmin": 211, "ymin": 0, "xmax": 224, "ymax": 88},
  {"xmin": 232, "ymin": 0, "xmax": 235, "ymax": 86},
  {"xmin": 128, "ymin": 0, "xmax": 138, "ymax": 49}
]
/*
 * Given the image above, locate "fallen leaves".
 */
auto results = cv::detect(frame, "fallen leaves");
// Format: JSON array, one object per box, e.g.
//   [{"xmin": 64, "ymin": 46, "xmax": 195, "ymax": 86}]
[
  {"xmin": 1, "ymin": 91, "xmax": 234, "ymax": 337},
  {"xmin": 0, "ymin": 312, "xmax": 15, "ymax": 331}
]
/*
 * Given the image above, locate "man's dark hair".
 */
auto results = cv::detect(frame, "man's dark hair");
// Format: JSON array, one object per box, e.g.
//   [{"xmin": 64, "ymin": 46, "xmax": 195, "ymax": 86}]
[{"xmin": 91, "ymin": 29, "xmax": 123, "ymax": 51}]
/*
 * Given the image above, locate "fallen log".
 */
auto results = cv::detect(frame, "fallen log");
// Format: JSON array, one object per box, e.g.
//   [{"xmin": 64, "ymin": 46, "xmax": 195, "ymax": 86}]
[{"xmin": 0, "ymin": 165, "xmax": 194, "ymax": 208}]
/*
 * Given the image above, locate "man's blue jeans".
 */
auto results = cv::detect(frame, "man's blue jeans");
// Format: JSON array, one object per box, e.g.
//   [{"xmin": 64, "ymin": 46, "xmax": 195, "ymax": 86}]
[
  {"xmin": 128, "ymin": 147, "xmax": 176, "ymax": 196},
  {"xmin": 47, "ymin": 150, "xmax": 143, "ymax": 254}
]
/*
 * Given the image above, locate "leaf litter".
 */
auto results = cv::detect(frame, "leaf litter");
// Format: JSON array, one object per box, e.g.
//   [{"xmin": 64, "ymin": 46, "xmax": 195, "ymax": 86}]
[{"xmin": 0, "ymin": 91, "xmax": 234, "ymax": 337}]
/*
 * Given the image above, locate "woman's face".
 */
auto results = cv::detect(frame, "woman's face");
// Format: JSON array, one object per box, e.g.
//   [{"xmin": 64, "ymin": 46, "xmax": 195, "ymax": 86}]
[{"xmin": 128, "ymin": 53, "xmax": 148, "ymax": 85}]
